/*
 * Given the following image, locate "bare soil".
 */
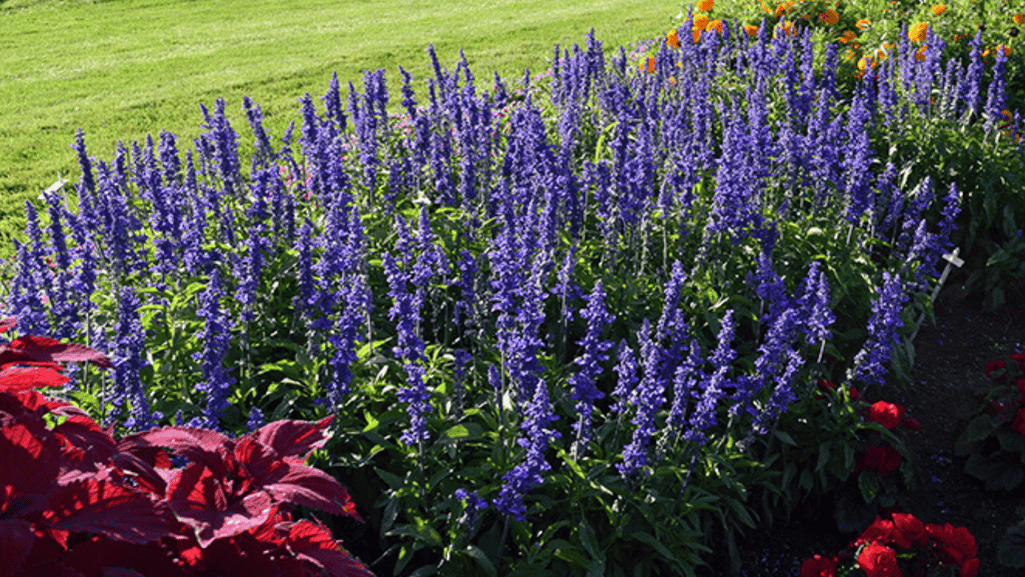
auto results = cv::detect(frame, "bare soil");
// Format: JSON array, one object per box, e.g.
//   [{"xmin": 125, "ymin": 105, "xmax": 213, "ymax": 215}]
[{"xmin": 717, "ymin": 281, "xmax": 1025, "ymax": 576}]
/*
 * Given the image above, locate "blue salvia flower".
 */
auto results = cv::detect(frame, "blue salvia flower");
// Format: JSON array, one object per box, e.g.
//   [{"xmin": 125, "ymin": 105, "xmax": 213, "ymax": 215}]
[
  {"xmin": 873, "ymin": 161, "xmax": 901, "ymax": 235},
  {"xmin": 62, "ymin": 209, "xmax": 97, "ymax": 320},
  {"xmin": 611, "ymin": 339, "xmax": 638, "ymax": 417},
  {"xmin": 71, "ymin": 129, "xmax": 99, "ymax": 233},
  {"xmin": 746, "ymin": 251, "xmax": 788, "ymax": 329},
  {"xmin": 984, "ymin": 48, "xmax": 1009, "ymax": 132},
  {"xmin": 190, "ymin": 269, "xmax": 236, "ymax": 431},
  {"xmin": 198, "ymin": 99, "xmax": 243, "ymax": 200},
  {"xmin": 493, "ymin": 378, "xmax": 560, "ymax": 522},
  {"xmin": 322, "ymin": 71, "xmax": 348, "ymax": 133},
  {"xmin": 748, "ymin": 348, "xmax": 803, "ymax": 437},
  {"xmin": 936, "ymin": 182, "xmax": 960, "ymax": 252},
  {"xmin": 111, "ymin": 285, "xmax": 157, "ymax": 432},
  {"xmin": 739, "ymin": 306, "xmax": 802, "ymax": 420},
  {"xmin": 384, "ymin": 252, "xmax": 433, "ymax": 445},
  {"xmin": 797, "ymin": 262, "xmax": 834, "ymax": 356},
  {"xmin": 851, "ymin": 272, "xmax": 909, "ymax": 388},
  {"xmin": 6, "ymin": 240, "xmax": 50, "ymax": 338},
  {"xmin": 235, "ymin": 222, "xmax": 266, "ymax": 325},
  {"xmin": 22, "ymin": 201, "xmax": 52, "ymax": 298},
  {"xmin": 452, "ymin": 349, "xmax": 472, "ymax": 417},
  {"xmin": 246, "ymin": 407, "xmax": 266, "ymax": 433},
  {"xmin": 684, "ymin": 310, "xmax": 736, "ymax": 447},
  {"xmin": 41, "ymin": 191, "xmax": 81, "ymax": 341},
  {"xmin": 454, "ymin": 488, "xmax": 489, "ymax": 531},
  {"xmin": 569, "ymin": 281, "xmax": 615, "ymax": 459},
  {"xmin": 618, "ymin": 319, "xmax": 666, "ymax": 477},
  {"xmin": 242, "ymin": 96, "xmax": 275, "ymax": 172},
  {"xmin": 963, "ymin": 30, "xmax": 984, "ymax": 122},
  {"xmin": 842, "ymin": 90, "xmax": 874, "ymax": 223},
  {"xmin": 667, "ymin": 340, "xmax": 702, "ymax": 436}
]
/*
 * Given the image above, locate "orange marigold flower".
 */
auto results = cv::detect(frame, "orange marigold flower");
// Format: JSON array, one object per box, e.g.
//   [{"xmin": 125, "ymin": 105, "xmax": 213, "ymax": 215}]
[
  {"xmin": 908, "ymin": 21, "xmax": 929, "ymax": 43},
  {"xmin": 644, "ymin": 55, "xmax": 656, "ymax": 73},
  {"xmin": 842, "ymin": 30, "xmax": 857, "ymax": 40},
  {"xmin": 693, "ymin": 14, "xmax": 709, "ymax": 29},
  {"xmin": 858, "ymin": 56, "xmax": 875, "ymax": 70},
  {"xmin": 856, "ymin": 19, "xmax": 870, "ymax": 29},
  {"xmin": 915, "ymin": 46, "xmax": 927, "ymax": 61},
  {"xmin": 1015, "ymin": 13, "xmax": 1025, "ymax": 24},
  {"xmin": 782, "ymin": 20, "xmax": 794, "ymax": 36},
  {"xmin": 775, "ymin": 4, "xmax": 786, "ymax": 17},
  {"xmin": 696, "ymin": 0, "xmax": 714, "ymax": 11},
  {"xmin": 1000, "ymin": 44, "xmax": 1013, "ymax": 56},
  {"xmin": 932, "ymin": 4, "xmax": 946, "ymax": 15},
  {"xmin": 692, "ymin": 27, "xmax": 702, "ymax": 43},
  {"xmin": 705, "ymin": 19, "xmax": 724, "ymax": 34},
  {"xmin": 821, "ymin": 9, "xmax": 839, "ymax": 25},
  {"xmin": 744, "ymin": 24, "xmax": 760, "ymax": 37},
  {"xmin": 667, "ymin": 28, "xmax": 681, "ymax": 48}
]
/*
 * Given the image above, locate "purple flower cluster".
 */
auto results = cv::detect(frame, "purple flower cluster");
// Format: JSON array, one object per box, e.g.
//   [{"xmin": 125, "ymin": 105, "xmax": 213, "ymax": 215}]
[{"xmin": 568, "ymin": 281, "xmax": 615, "ymax": 459}]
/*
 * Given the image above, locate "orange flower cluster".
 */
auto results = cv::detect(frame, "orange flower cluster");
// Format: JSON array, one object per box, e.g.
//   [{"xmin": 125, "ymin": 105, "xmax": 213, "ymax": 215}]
[{"xmin": 908, "ymin": 21, "xmax": 929, "ymax": 43}]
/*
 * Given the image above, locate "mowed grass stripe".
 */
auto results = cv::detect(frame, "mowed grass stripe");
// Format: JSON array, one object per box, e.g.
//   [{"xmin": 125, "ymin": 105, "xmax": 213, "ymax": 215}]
[{"xmin": 0, "ymin": 0, "xmax": 670, "ymax": 256}]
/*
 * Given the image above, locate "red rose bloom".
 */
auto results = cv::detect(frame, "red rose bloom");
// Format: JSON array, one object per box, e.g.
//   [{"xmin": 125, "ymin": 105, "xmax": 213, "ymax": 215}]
[
  {"xmin": 960, "ymin": 558, "xmax": 980, "ymax": 577},
  {"xmin": 800, "ymin": 554, "xmax": 837, "ymax": 577},
  {"xmin": 942, "ymin": 525, "xmax": 978, "ymax": 566},
  {"xmin": 879, "ymin": 447, "xmax": 902, "ymax": 476},
  {"xmin": 858, "ymin": 542, "xmax": 902, "ymax": 577},
  {"xmin": 890, "ymin": 512, "xmax": 927, "ymax": 549},
  {"xmin": 860, "ymin": 517, "xmax": 895, "ymax": 544},
  {"xmin": 868, "ymin": 401, "xmax": 905, "ymax": 430},
  {"xmin": 1011, "ymin": 408, "xmax": 1025, "ymax": 436},
  {"xmin": 985, "ymin": 352, "xmax": 1025, "ymax": 384},
  {"xmin": 862, "ymin": 445, "xmax": 887, "ymax": 471}
]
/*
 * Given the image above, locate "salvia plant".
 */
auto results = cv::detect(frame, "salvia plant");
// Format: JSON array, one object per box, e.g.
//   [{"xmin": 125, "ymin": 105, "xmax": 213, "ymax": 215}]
[{"xmin": 1, "ymin": 12, "xmax": 1021, "ymax": 575}]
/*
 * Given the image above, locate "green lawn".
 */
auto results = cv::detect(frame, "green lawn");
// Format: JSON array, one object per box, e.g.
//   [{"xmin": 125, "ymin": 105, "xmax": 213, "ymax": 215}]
[{"xmin": 0, "ymin": 0, "xmax": 674, "ymax": 260}]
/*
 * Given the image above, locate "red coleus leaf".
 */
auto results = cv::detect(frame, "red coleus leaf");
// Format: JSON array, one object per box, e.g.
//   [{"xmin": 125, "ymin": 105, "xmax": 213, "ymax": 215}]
[
  {"xmin": 41, "ymin": 472, "xmax": 177, "ymax": 546},
  {"xmin": 60, "ymin": 535, "xmax": 187, "ymax": 577},
  {"xmin": 165, "ymin": 463, "xmax": 276, "ymax": 548},
  {"xmin": 52, "ymin": 414, "xmax": 117, "ymax": 476},
  {"xmin": 1, "ymin": 417, "xmax": 61, "ymax": 508},
  {"xmin": 0, "ymin": 317, "xmax": 15, "ymax": 334},
  {"xmin": 0, "ymin": 518, "xmax": 35, "ymax": 577},
  {"xmin": 287, "ymin": 515, "xmax": 375, "ymax": 577},
  {"xmin": 0, "ymin": 362, "xmax": 71, "ymax": 393},
  {"xmin": 249, "ymin": 416, "xmax": 335, "ymax": 465},
  {"xmin": 0, "ymin": 335, "xmax": 113, "ymax": 370}
]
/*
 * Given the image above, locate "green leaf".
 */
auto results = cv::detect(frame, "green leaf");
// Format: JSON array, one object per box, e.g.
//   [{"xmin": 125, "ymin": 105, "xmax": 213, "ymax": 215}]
[
  {"xmin": 798, "ymin": 469, "xmax": 813, "ymax": 493},
  {"xmin": 815, "ymin": 440, "xmax": 830, "ymax": 473},
  {"xmin": 376, "ymin": 467, "xmax": 405, "ymax": 491},
  {"xmin": 627, "ymin": 531, "xmax": 674, "ymax": 561},
  {"xmin": 858, "ymin": 470, "xmax": 880, "ymax": 504},
  {"xmin": 464, "ymin": 545, "xmax": 498, "ymax": 577},
  {"xmin": 438, "ymin": 422, "xmax": 483, "ymax": 444},
  {"xmin": 997, "ymin": 524, "xmax": 1025, "ymax": 569},
  {"xmin": 773, "ymin": 430, "xmax": 797, "ymax": 446}
]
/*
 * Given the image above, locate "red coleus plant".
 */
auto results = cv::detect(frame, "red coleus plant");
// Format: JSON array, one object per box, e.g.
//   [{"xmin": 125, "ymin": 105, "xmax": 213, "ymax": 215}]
[
  {"xmin": 0, "ymin": 317, "xmax": 374, "ymax": 577},
  {"xmin": 801, "ymin": 512, "xmax": 980, "ymax": 577}
]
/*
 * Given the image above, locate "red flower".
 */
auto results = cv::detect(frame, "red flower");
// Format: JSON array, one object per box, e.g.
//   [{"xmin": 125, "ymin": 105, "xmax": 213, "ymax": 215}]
[
  {"xmin": 960, "ymin": 558, "xmax": 980, "ymax": 577},
  {"xmin": 985, "ymin": 352, "xmax": 1025, "ymax": 384},
  {"xmin": 879, "ymin": 447, "xmax": 903, "ymax": 476},
  {"xmin": 1012, "ymin": 408, "xmax": 1025, "ymax": 436},
  {"xmin": 860, "ymin": 516, "xmax": 895, "ymax": 544},
  {"xmin": 1016, "ymin": 378, "xmax": 1025, "ymax": 405},
  {"xmin": 801, "ymin": 554, "xmax": 837, "ymax": 577},
  {"xmin": 862, "ymin": 445, "xmax": 887, "ymax": 471},
  {"xmin": 867, "ymin": 401, "xmax": 905, "ymax": 431},
  {"xmin": 858, "ymin": 542, "xmax": 903, "ymax": 577},
  {"xmin": 890, "ymin": 512, "xmax": 927, "ymax": 549}
]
